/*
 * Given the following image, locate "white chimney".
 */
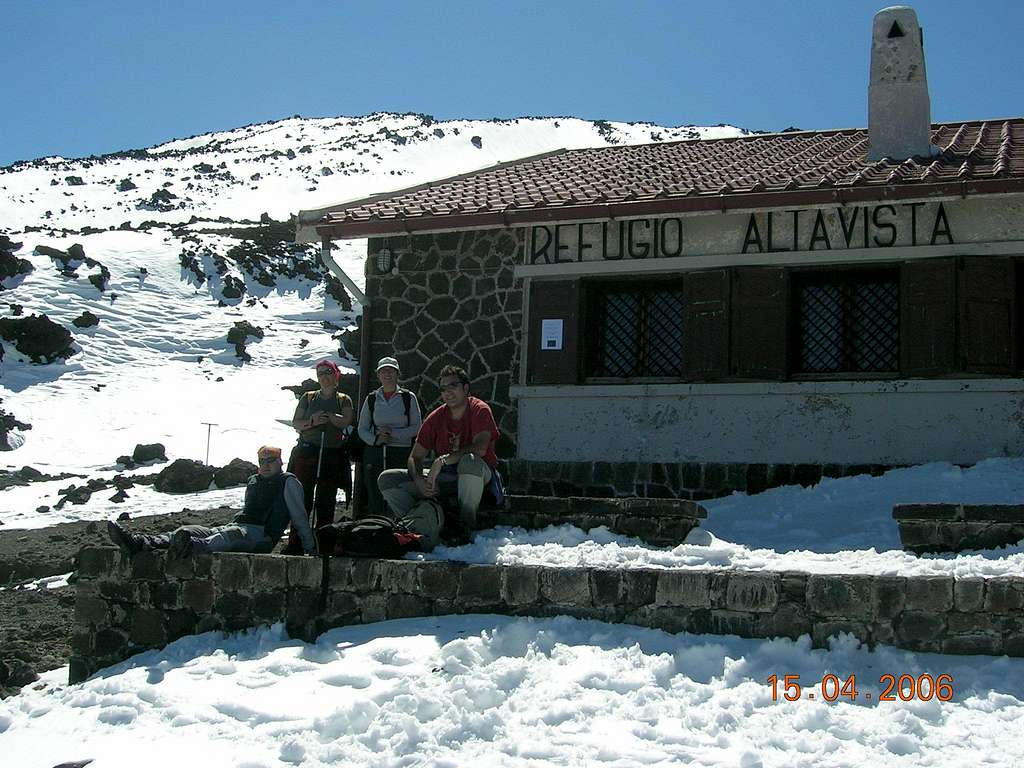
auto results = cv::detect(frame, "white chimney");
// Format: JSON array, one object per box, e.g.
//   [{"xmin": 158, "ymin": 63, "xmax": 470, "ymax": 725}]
[{"xmin": 868, "ymin": 6, "xmax": 933, "ymax": 161}]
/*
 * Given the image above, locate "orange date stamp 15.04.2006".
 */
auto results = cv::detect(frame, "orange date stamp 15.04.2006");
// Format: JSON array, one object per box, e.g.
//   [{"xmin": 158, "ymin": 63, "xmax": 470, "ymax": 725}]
[{"xmin": 767, "ymin": 673, "xmax": 955, "ymax": 703}]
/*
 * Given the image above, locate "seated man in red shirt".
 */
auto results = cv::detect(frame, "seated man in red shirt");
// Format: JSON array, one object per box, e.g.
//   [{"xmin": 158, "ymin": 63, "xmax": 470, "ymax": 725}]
[{"xmin": 378, "ymin": 365, "xmax": 499, "ymax": 550}]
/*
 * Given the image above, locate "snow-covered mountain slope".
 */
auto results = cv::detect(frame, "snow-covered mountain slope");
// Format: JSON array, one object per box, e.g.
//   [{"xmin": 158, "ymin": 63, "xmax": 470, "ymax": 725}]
[
  {"xmin": 0, "ymin": 113, "xmax": 746, "ymax": 231},
  {"xmin": 0, "ymin": 113, "xmax": 747, "ymax": 523}
]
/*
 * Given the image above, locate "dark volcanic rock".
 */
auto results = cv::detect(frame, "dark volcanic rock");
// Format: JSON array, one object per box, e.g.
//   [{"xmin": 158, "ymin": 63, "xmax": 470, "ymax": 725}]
[
  {"xmin": 72, "ymin": 311, "xmax": 100, "ymax": 328},
  {"xmin": 226, "ymin": 320, "xmax": 264, "ymax": 345},
  {"xmin": 0, "ymin": 235, "xmax": 32, "ymax": 283},
  {"xmin": 34, "ymin": 244, "xmax": 78, "ymax": 276},
  {"xmin": 227, "ymin": 320, "xmax": 263, "ymax": 362},
  {"xmin": 88, "ymin": 270, "xmax": 110, "ymax": 292},
  {"xmin": 117, "ymin": 178, "xmax": 137, "ymax": 192},
  {"xmin": 131, "ymin": 443, "xmax": 167, "ymax": 464},
  {"xmin": 280, "ymin": 373, "xmax": 358, "ymax": 406},
  {"xmin": 213, "ymin": 458, "xmax": 257, "ymax": 488},
  {"xmin": 0, "ymin": 466, "xmax": 82, "ymax": 489},
  {"xmin": 0, "ymin": 466, "xmax": 80, "ymax": 487},
  {"xmin": 54, "ymin": 485, "xmax": 92, "ymax": 508},
  {"xmin": 0, "ymin": 314, "xmax": 75, "ymax": 363},
  {"xmin": 336, "ymin": 325, "xmax": 360, "ymax": 358},
  {"xmin": 281, "ymin": 378, "xmax": 319, "ymax": 398},
  {"xmin": 137, "ymin": 188, "xmax": 178, "ymax": 212},
  {"xmin": 0, "ymin": 405, "xmax": 32, "ymax": 452},
  {"xmin": 221, "ymin": 274, "xmax": 245, "ymax": 299},
  {"xmin": 324, "ymin": 274, "xmax": 353, "ymax": 311},
  {"xmin": 35, "ymin": 244, "xmax": 108, "ymax": 294},
  {"xmin": 153, "ymin": 458, "xmax": 216, "ymax": 493}
]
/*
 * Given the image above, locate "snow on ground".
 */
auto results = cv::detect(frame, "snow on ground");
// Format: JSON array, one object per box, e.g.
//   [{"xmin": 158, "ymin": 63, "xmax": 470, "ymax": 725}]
[
  {"xmin": 2, "ymin": 615, "xmax": 1022, "ymax": 767},
  {"xmin": 0, "ymin": 572, "xmax": 71, "ymax": 592},
  {"xmin": 421, "ymin": 458, "xmax": 1024, "ymax": 579}
]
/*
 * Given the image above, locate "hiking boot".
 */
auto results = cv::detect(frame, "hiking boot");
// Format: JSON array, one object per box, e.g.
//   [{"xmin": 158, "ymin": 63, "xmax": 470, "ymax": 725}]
[
  {"xmin": 107, "ymin": 520, "xmax": 144, "ymax": 555},
  {"xmin": 167, "ymin": 529, "xmax": 194, "ymax": 560}
]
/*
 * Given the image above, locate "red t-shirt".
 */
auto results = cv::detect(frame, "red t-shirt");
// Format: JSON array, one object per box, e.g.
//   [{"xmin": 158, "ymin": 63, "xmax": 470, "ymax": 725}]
[{"xmin": 416, "ymin": 396, "xmax": 499, "ymax": 468}]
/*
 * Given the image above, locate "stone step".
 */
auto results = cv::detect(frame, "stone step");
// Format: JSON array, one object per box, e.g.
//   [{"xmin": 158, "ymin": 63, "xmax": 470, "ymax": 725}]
[
  {"xmin": 477, "ymin": 494, "xmax": 707, "ymax": 548},
  {"xmin": 893, "ymin": 504, "xmax": 1024, "ymax": 554}
]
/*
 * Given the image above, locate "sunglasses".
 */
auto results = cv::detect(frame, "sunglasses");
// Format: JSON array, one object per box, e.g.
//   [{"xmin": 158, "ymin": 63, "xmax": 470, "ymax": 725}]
[
  {"xmin": 258, "ymin": 456, "xmax": 280, "ymax": 465},
  {"xmin": 439, "ymin": 381, "xmax": 465, "ymax": 392}
]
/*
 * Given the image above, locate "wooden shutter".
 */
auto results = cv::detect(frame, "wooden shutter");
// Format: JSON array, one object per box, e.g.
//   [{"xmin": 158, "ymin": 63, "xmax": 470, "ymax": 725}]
[
  {"xmin": 527, "ymin": 279, "xmax": 580, "ymax": 385},
  {"xmin": 731, "ymin": 267, "xmax": 787, "ymax": 379},
  {"xmin": 901, "ymin": 258, "xmax": 956, "ymax": 376},
  {"xmin": 683, "ymin": 269, "xmax": 729, "ymax": 380},
  {"xmin": 958, "ymin": 257, "xmax": 1016, "ymax": 374}
]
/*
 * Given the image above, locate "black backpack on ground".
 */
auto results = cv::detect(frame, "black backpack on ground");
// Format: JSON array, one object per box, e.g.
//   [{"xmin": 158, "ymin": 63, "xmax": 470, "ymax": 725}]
[{"xmin": 316, "ymin": 515, "xmax": 422, "ymax": 558}]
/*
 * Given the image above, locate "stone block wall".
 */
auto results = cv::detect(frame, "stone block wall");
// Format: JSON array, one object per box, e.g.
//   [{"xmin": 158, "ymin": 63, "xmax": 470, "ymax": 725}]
[
  {"xmin": 894, "ymin": 504, "xmax": 1024, "ymax": 554},
  {"xmin": 484, "ymin": 495, "xmax": 707, "ymax": 547},
  {"xmin": 365, "ymin": 229, "xmax": 523, "ymax": 457},
  {"xmin": 72, "ymin": 547, "xmax": 1024, "ymax": 683},
  {"xmin": 506, "ymin": 459, "xmax": 901, "ymax": 499}
]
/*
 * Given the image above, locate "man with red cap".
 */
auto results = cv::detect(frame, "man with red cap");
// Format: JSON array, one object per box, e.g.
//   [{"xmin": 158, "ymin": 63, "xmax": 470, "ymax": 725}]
[
  {"xmin": 285, "ymin": 358, "xmax": 354, "ymax": 551},
  {"xmin": 107, "ymin": 445, "xmax": 316, "ymax": 557}
]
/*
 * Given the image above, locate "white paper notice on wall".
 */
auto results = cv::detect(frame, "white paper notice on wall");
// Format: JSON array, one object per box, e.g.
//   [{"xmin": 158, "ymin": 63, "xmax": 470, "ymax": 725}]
[{"xmin": 541, "ymin": 319, "xmax": 563, "ymax": 351}]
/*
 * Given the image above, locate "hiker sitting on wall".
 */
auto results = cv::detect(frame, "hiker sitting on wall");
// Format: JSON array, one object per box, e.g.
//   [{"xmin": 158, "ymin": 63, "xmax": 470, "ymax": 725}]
[
  {"xmin": 107, "ymin": 445, "xmax": 316, "ymax": 558},
  {"xmin": 378, "ymin": 364, "xmax": 499, "ymax": 551},
  {"xmin": 356, "ymin": 355, "xmax": 422, "ymax": 517},
  {"xmin": 285, "ymin": 358, "xmax": 354, "ymax": 553}
]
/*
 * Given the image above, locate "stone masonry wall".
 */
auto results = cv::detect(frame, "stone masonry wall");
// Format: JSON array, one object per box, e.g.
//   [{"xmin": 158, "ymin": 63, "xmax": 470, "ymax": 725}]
[
  {"xmin": 365, "ymin": 229, "xmax": 523, "ymax": 458},
  {"xmin": 487, "ymin": 495, "xmax": 707, "ymax": 548},
  {"xmin": 894, "ymin": 503, "xmax": 1024, "ymax": 554},
  {"xmin": 72, "ymin": 547, "xmax": 1024, "ymax": 683},
  {"xmin": 507, "ymin": 459, "xmax": 902, "ymax": 499}
]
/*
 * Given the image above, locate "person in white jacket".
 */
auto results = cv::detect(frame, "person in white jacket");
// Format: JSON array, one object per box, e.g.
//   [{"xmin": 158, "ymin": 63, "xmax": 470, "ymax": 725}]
[{"xmin": 356, "ymin": 356, "xmax": 422, "ymax": 516}]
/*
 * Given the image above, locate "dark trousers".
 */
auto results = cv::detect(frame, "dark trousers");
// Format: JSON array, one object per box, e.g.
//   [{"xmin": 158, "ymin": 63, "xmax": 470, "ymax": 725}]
[
  {"xmin": 286, "ymin": 445, "xmax": 350, "ymax": 549},
  {"xmin": 362, "ymin": 444, "xmax": 412, "ymax": 517},
  {"xmin": 142, "ymin": 524, "xmax": 274, "ymax": 554}
]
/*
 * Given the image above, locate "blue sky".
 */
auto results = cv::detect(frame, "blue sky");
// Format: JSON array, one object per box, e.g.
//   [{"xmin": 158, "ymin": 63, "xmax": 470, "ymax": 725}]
[{"xmin": 1, "ymin": 0, "xmax": 1021, "ymax": 167}]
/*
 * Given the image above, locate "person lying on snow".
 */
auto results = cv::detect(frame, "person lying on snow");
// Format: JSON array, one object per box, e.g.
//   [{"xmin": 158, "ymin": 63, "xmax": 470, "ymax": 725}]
[{"xmin": 106, "ymin": 445, "xmax": 316, "ymax": 558}]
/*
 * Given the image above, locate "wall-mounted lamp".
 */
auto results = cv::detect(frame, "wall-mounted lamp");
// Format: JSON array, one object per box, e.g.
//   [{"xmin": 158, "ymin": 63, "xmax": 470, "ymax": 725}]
[{"xmin": 375, "ymin": 247, "xmax": 398, "ymax": 275}]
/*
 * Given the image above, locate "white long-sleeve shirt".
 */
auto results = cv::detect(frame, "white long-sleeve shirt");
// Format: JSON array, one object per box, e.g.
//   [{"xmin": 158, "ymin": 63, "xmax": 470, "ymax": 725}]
[
  {"xmin": 283, "ymin": 475, "xmax": 316, "ymax": 553},
  {"xmin": 356, "ymin": 387, "xmax": 422, "ymax": 447}
]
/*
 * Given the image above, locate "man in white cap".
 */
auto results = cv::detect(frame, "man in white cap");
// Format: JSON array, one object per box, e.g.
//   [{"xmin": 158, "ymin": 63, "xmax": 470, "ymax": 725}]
[{"xmin": 356, "ymin": 356, "xmax": 422, "ymax": 516}]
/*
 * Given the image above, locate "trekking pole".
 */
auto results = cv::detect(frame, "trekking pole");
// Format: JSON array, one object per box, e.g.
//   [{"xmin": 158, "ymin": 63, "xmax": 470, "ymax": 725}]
[
  {"xmin": 310, "ymin": 430, "xmax": 325, "ymax": 531},
  {"xmin": 202, "ymin": 422, "xmax": 217, "ymax": 465}
]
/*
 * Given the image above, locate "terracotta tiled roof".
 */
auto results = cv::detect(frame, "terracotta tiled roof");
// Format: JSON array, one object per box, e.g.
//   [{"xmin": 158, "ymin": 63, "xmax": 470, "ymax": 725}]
[{"xmin": 315, "ymin": 119, "xmax": 1024, "ymax": 239}]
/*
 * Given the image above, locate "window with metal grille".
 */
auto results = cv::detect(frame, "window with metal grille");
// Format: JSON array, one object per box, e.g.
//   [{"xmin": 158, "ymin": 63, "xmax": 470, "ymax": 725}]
[
  {"xmin": 795, "ymin": 269, "xmax": 899, "ymax": 374},
  {"xmin": 586, "ymin": 281, "xmax": 685, "ymax": 377}
]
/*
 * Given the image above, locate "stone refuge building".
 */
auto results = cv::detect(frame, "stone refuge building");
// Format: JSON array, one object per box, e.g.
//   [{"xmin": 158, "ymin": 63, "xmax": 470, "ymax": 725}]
[{"xmin": 298, "ymin": 7, "xmax": 1024, "ymax": 501}]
